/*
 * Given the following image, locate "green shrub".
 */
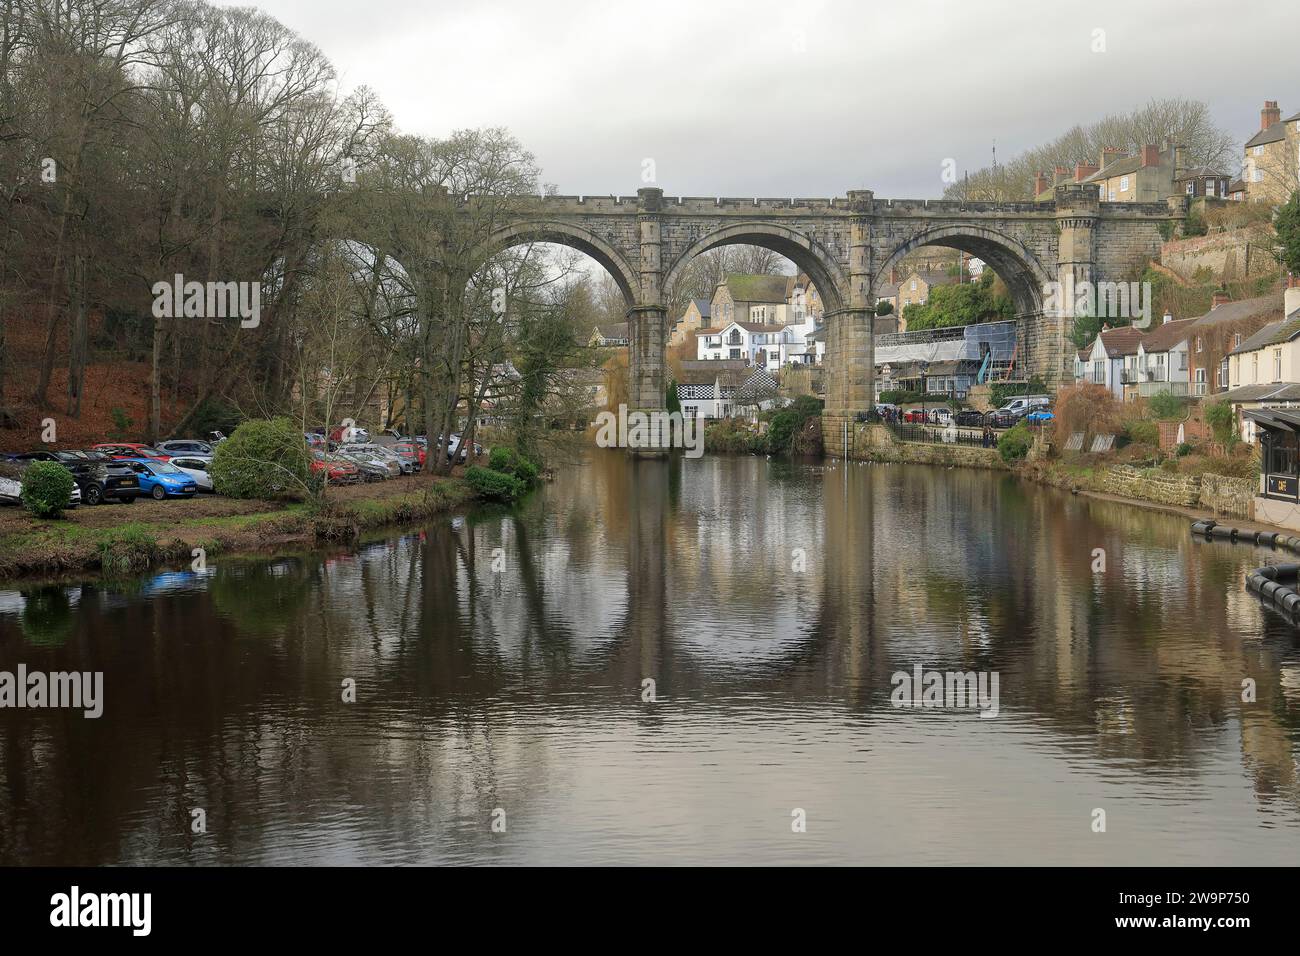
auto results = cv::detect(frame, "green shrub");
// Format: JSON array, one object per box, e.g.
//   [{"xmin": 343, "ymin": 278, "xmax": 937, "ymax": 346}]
[
  {"xmin": 20, "ymin": 461, "xmax": 75, "ymax": 518},
  {"xmin": 1175, "ymin": 442, "xmax": 1193, "ymax": 457},
  {"xmin": 487, "ymin": 446, "xmax": 540, "ymax": 484},
  {"xmin": 209, "ymin": 417, "xmax": 312, "ymax": 499},
  {"xmin": 1124, "ymin": 419, "xmax": 1160, "ymax": 446},
  {"xmin": 997, "ymin": 422, "xmax": 1033, "ymax": 463},
  {"xmin": 465, "ymin": 465, "xmax": 526, "ymax": 502},
  {"xmin": 1148, "ymin": 390, "xmax": 1185, "ymax": 419},
  {"xmin": 1204, "ymin": 400, "xmax": 1236, "ymax": 445},
  {"xmin": 765, "ymin": 409, "xmax": 799, "ymax": 454},
  {"xmin": 879, "ymin": 389, "xmax": 924, "ymax": 405}
]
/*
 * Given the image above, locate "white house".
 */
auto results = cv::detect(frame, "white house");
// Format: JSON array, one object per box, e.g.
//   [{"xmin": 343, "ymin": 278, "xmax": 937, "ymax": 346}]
[
  {"xmin": 696, "ymin": 320, "xmax": 786, "ymax": 366},
  {"xmin": 1130, "ymin": 315, "xmax": 1195, "ymax": 398},
  {"xmin": 1077, "ymin": 326, "xmax": 1145, "ymax": 400}
]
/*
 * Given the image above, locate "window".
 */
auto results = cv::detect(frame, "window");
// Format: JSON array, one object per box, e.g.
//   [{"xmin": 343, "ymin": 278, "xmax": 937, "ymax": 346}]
[
  {"xmin": 1254, "ymin": 145, "xmax": 1264, "ymax": 156},
  {"xmin": 1196, "ymin": 337, "xmax": 1203, "ymax": 353},
  {"xmin": 729, "ymin": 348, "xmax": 741, "ymax": 360},
  {"xmin": 1234, "ymin": 332, "xmax": 1242, "ymax": 347},
  {"xmin": 1276, "ymin": 349, "xmax": 1283, "ymax": 381},
  {"xmin": 1268, "ymin": 429, "xmax": 1298, "ymax": 478},
  {"xmin": 1218, "ymin": 359, "xmax": 1228, "ymax": 388},
  {"xmin": 1206, "ymin": 180, "xmax": 1215, "ymax": 196},
  {"xmin": 910, "ymin": 279, "xmax": 917, "ymax": 291},
  {"xmin": 1253, "ymin": 353, "xmax": 1259, "ymax": 379},
  {"xmin": 1186, "ymin": 182, "xmax": 1195, "ymax": 195},
  {"xmin": 1120, "ymin": 176, "xmax": 1129, "ymax": 192},
  {"xmin": 1195, "ymin": 368, "xmax": 1206, "ymax": 383},
  {"xmin": 1255, "ymin": 168, "xmax": 1263, "ymax": 182},
  {"xmin": 1108, "ymin": 189, "xmax": 1116, "ymax": 201},
  {"xmin": 1093, "ymin": 359, "xmax": 1104, "ymax": 383}
]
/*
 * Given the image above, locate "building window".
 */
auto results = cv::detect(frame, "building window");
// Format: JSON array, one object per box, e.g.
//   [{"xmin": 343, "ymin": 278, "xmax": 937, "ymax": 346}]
[
  {"xmin": 1195, "ymin": 368, "xmax": 1207, "ymax": 383},
  {"xmin": 1108, "ymin": 189, "xmax": 1116, "ymax": 200},
  {"xmin": 1234, "ymin": 332, "xmax": 1242, "ymax": 347},
  {"xmin": 1255, "ymin": 168, "xmax": 1263, "ymax": 182},
  {"xmin": 1196, "ymin": 337, "xmax": 1203, "ymax": 353},
  {"xmin": 729, "ymin": 348, "xmax": 741, "ymax": 360},
  {"xmin": 1093, "ymin": 359, "xmax": 1104, "ymax": 383},
  {"xmin": 1254, "ymin": 145, "xmax": 1264, "ymax": 156},
  {"xmin": 1206, "ymin": 180, "xmax": 1216, "ymax": 196},
  {"xmin": 1219, "ymin": 359, "xmax": 1228, "ymax": 387},
  {"xmin": 1276, "ymin": 349, "xmax": 1283, "ymax": 381},
  {"xmin": 1186, "ymin": 182, "xmax": 1195, "ymax": 195},
  {"xmin": 1120, "ymin": 176, "xmax": 1129, "ymax": 192},
  {"xmin": 910, "ymin": 279, "xmax": 917, "ymax": 291}
]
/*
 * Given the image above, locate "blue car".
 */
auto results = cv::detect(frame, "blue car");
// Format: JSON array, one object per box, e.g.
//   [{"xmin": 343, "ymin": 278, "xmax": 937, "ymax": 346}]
[
  {"xmin": 1025, "ymin": 409, "xmax": 1055, "ymax": 424},
  {"xmin": 121, "ymin": 458, "xmax": 198, "ymax": 500}
]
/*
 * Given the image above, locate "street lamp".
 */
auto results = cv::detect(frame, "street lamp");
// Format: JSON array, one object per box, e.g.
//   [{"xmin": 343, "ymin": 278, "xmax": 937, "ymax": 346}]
[{"xmin": 918, "ymin": 359, "xmax": 929, "ymax": 429}]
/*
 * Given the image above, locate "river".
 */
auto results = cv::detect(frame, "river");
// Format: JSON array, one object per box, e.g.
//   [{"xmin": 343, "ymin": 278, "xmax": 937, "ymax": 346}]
[{"xmin": 2, "ymin": 452, "xmax": 1298, "ymax": 865}]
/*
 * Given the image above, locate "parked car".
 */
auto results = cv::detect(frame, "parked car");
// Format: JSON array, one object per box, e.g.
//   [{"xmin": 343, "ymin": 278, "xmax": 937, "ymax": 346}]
[
  {"xmin": 327, "ymin": 425, "xmax": 370, "ymax": 444},
  {"xmin": 169, "ymin": 455, "xmax": 216, "ymax": 492},
  {"xmin": 345, "ymin": 442, "xmax": 410, "ymax": 476},
  {"xmin": 156, "ymin": 439, "xmax": 215, "ymax": 457},
  {"xmin": 336, "ymin": 447, "xmax": 396, "ymax": 482},
  {"xmin": 0, "ymin": 461, "xmax": 81, "ymax": 508},
  {"xmin": 392, "ymin": 441, "xmax": 426, "ymax": 471},
  {"xmin": 121, "ymin": 459, "xmax": 199, "ymax": 499},
  {"xmin": 310, "ymin": 451, "xmax": 361, "ymax": 484},
  {"xmin": 7, "ymin": 450, "xmax": 141, "ymax": 505},
  {"xmin": 93, "ymin": 442, "xmax": 172, "ymax": 463},
  {"xmin": 954, "ymin": 409, "xmax": 988, "ymax": 427},
  {"xmin": 926, "ymin": 407, "xmax": 953, "ymax": 425},
  {"xmin": 1024, "ymin": 409, "xmax": 1055, "ymax": 424},
  {"xmin": 987, "ymin": 408, "xmax": 1027, "ymax": 429},
  {"xmin": 902, "ymin": 408, "xmax": 929, "ymax": 424},
  {"xmin": 995, "ymin": 396, "xmax": 1051, "ymax": 417}
]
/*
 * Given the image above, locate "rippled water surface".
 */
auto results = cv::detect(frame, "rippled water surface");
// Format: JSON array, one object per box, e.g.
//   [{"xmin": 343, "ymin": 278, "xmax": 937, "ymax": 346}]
[{"xmin": 2, "ymin": 453, "xmax": 1299, "ymax": 864}]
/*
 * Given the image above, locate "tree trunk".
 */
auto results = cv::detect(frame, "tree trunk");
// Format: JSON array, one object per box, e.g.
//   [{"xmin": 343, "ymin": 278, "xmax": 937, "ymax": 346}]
[{"xmin": 66, "ymin": 254, "xmax": 88, "ymax": 417}]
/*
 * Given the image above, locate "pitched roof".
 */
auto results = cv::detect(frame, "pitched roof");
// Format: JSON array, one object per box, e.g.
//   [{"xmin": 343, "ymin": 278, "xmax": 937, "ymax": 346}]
[
  {"xmin": 1224, "ymin": 383, "xmax": 1300, "ymax": 404},
  {"xmin": 1138, "ymin": 317, "xmax": 1196, "ymax": 353},
  {"xmin": 1093, "ymin": 325, "xmax": 1145, "ymax": 357},
  {"xmin": 689, "ymin": 298, "xmax": 711, "ymax": 317},
  {"xmin": 1174, "ymin": 165, "xmax": 1228, "ymax": 181},
  {"xmin": 734, "ymin": 369, "xmax": 780, "ymax": 401},
  {"xmin": 596, "ymin": 322, "xmax": 629, "ymax": 340},
  {"xmin": 736, "ymin": 321, "xmax": 785, "ymax": 334},
  {"xmin": 1230, "ymin": 312, "xmax": 1300, "ymax": 354},
  {"xmin": 723, "ymin": 274, "xmax": 791, "ymax": 304},
  {"xmin": 1083, "ymin": 154, "xmax": 1145, "ymax": 182},
  {"xmin": 1187, "ymin": 292, "xmax": 1284, "ymax": 329},
  {"xmin": 1246, "ymin": 122, "xmax": 1287, "ymax": 149}
]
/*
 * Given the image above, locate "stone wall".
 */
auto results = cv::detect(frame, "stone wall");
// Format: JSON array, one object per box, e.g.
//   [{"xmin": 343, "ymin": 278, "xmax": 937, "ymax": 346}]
[
  {"xmin": 1160, "ymin": 225, "xmax": 1272, "ymax": 282},
  {"xmin": 1199, "ymin": 473, "xmax": 1256, "ymax": 519},
  {"xmin": 843, "ymin": 423, "xmax": 1008, "ymax": 469},
  {"xmin": 1097, "ymin": 465, "xmax": 1255, "ymax": 517},
  {"xmin": 1098, "ymin": 464, "xmax": 1201, "ymax": 506}
]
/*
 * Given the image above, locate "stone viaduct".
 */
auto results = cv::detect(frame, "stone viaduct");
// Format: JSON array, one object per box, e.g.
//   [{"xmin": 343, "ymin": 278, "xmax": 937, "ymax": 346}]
[{"xmin": 471, "ymin": 184, "xmax": 1182, "ymax": 457}]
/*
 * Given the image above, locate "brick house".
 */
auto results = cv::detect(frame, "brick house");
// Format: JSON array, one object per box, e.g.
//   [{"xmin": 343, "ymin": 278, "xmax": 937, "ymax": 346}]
[
  {"xmin": 1243, "ymin": 100, "xmax": 1300, "ymax": 206},
  {"xmin": 1184, "ymin": 292, "xmax": 1285, "ymax": 396}
]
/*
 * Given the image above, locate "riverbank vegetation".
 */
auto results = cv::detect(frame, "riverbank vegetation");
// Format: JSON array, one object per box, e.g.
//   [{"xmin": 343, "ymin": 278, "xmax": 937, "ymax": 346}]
[{"xmin": 704, "ymin": 396, "xmax": 824, "ymax": 456}]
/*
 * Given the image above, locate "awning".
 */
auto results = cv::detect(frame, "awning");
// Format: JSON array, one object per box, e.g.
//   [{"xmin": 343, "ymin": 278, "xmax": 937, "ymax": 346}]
[{"xmin": 1244, "ymin": 407, "xmax": 1300, "ymax": 432}]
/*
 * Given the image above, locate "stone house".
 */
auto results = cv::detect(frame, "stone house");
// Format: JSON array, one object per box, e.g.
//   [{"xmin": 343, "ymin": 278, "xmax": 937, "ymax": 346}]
[
  {"xmin": 670, "ymin": 298, "xmax": 711, "ymax": 347},
  {"xmin": 1222, "ymin": 280, "xmax": 1300, "ymax": 440},
  {"xmin": 1184, "ymin": 292, "xmax": 1285, "ymax": 397},
  {"xmin": 589, "ymin": 322, "xmax": 629, "ymax": 347},
  {"xmin": 710, "ymin": 274, "xmax": 791, "ymax": 328},
  {"xmin": 1082, "ymin": 144, "xmax": 1180, "ymax": 203},
  {"xmin": 1173, "ymin": 166, "xmax": 1232, "ymax": 200},
  {"xmin": 1243, "ymin": 100, "xmax": 1300, "ymax": 206},
  {"xmin": 896, "ymin": 266, "xmax": 962, "ymax": 330}
]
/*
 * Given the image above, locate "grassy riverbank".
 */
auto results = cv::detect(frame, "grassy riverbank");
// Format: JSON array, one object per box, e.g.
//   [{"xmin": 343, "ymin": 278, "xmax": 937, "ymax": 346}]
[{"xmin": 0, "ymin": 475, "xmax": 476, "ymax": 580}]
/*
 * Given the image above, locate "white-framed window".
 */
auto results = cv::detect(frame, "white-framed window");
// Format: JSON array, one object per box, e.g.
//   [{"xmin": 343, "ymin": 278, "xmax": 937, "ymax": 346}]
[
  {"xmin": 1195, "ymin": 368, "xmax": 1207, "ymax": 383},
  {"xmin": 1120, "ymin": 175, "xmax": 1129, "ymax": 192},
  {"xmin": 1206, "ymin": 180, "xmax": 1215, "ymax": 196},
  {"xmin": 1219, "ymin": 359, "xmax": 1229, "ymax": 387},
  {"xmin": 1275, "ymin": 349, "xmax": 1283, "ymax": 381},
  {"xmin": 1186, "ymin": 182, "xmax": 1195, "ymax": 195},
  {"xmin": 1234, "ymin": 332, "xmax": 1242, "ymax": 347},
  {"xmin": 1093, "ymin": 359, "xmax": 1104, "ymax": 383},
  {"xmin": 1255, "ymin": 168, "xmax": 1263, "ymax": 182},
  {"xmin": 1108, "ymin": 189, "xmax": 1116, "ymax": 201},
  {"xmin": 1254, "ymin": 145, "xmax": 1264, "ymax": 156},
  {"xmin": 910, "ymin": 279, "xmax": 917, "ymax": 291},
  {"xmin": 1196, "ymin": 337, "xmax": 1203, "ymax": 353},
  {"xmin": 1253, "ymin": 353, "xmax": 1259, "ymax": 379}
]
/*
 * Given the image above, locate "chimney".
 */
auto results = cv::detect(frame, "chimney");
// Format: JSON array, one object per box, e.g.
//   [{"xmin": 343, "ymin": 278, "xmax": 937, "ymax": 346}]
[
  {"xmin": 1173, "ymin": 144, "xmax": 1186, "ymax": 171},
  {"xmin": 1099, "ymin": 146, "xmax": 1123, "ymax": 170},
  {"xmin": 1211, "ymin": 290, "xmax": 1231, "ymax": 310},
  {"xmin": 1162, "ymin": 311, "xmax": 1173, "ymax": 325},
  {"xmin": 1287, "ymin": 274, "xmax": 1300, "ymax": 318},
  {"xmin": 1140, "ymin": 144, "xmax": 1160, "ymax": 168},
  {"xmin": 1075, "ymin": 162, "xmax": 1099, "ymax": 182},
  {"xmin": 1262, "ymin": 100, "xmax": 1281, "ymax": 131},
  {"xmin": 1054, "ymin": 164, "xmax": 1069, "ymax": 184},
  {"xmin": 1034, "ymin": 171, "xmax": 1048, "ymax": 196}
]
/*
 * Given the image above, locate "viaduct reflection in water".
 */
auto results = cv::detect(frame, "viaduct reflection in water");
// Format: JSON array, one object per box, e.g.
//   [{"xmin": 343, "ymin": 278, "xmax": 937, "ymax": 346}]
[{"xmin": 1, "ymin": 452, "xmax": 1298, "ymax": 864}]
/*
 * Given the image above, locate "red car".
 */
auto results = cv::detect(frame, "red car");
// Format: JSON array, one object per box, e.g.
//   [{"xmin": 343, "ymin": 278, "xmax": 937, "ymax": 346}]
[
  {"xmin": 92, "ymin": 442, "xmax": 172, "ymax": 462},
  {"xmin": 393, "ymin": 441, "xmax": 426, "ymax": 471},
  {"xmin": 310, "ymin": 452, "xmax": 360, "ymax": 484}
]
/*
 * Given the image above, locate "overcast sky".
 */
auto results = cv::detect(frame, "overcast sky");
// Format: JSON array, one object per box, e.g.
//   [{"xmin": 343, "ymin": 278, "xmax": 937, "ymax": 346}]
[{"xmin": 216, "ymin": 0, "xmax": 1298, "ymax": 199}]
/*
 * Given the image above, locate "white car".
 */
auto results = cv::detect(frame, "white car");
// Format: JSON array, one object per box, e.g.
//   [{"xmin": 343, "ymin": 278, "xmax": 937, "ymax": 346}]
[
  {"xmin": 0, "ymin": 470, "xmax": 79, "ymax": 507},
  {"xmin": 169, "ymin": 456, "xmax": 215, "ymax": 492}
]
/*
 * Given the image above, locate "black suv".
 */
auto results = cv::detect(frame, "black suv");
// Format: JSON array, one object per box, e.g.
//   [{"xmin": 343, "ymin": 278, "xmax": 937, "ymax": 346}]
[{"xmin": 8, "ymin": 450, "xmax": 141, "ymax": 505}]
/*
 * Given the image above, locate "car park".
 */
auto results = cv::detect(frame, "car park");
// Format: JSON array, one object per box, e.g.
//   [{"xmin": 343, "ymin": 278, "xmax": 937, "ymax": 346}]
[
  {"xmin": 310, "ymin": 451, "xmax": 361, "ymax": 484},
  {"xmin": 121, "ymin": 459, "xmax": 199, "ymax": 499},
  {"xmin": 341, "ymin": 444, "xmax": 404, "ymax": 478},
  {"xmin": 169, "ymin": 456, "xmax": 216, "ymax": 492},
  {"xmin": 392, "ymin": 441, "xmax": 425, "ymax": 471},
  {"xmin": 7, "ymin": 449, "xmax": 141, "ymax": 505},
  {"xmin": 0, "ymin": 460, "xmax": 81, "ymax": 508}
]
